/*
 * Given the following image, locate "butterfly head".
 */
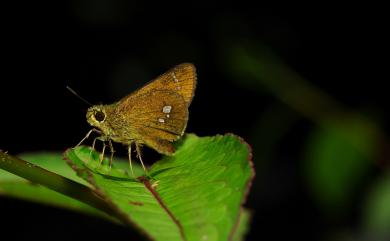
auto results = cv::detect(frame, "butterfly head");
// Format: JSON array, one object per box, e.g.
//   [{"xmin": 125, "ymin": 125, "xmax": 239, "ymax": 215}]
[{"xmin": 86, "ymin": 105, "xmax": 107, "ymax": 129}]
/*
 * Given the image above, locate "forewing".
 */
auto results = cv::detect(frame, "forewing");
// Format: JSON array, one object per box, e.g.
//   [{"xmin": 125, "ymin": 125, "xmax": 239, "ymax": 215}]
[
  {"xmin": 128, "ymin": 63, "xmax": 196, "ymax": 106},
  {"xmin": 115, "ymin": 90, "xmax": 188, "ymax": 143}
]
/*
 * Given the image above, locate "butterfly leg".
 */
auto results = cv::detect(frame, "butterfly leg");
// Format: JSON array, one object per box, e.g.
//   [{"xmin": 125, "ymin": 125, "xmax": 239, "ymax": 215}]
[
  {"xmin": 89, "ymin": 137, "xmax": 101, "ymax": 161},
  {"xmin": 91, "ymin": 137, "xmax": 98, "ymax": 150},
  {"xmin": 135, "ymin": 142, "xmax": 147, "ymax": 173},
  {"xmin": 75, "ymin": 128, "xmax": 101, "ymax": 147},
  {"xmin": 128, "ymin": 144, "xmax": 134, "ymax": 177},
  {"xmin": 108, "ymin": 139, "xmax": 115, "ymax": 168},
  {"xmin": 99, "ymin": 142, "xmax": 107, "ymax": 165}
]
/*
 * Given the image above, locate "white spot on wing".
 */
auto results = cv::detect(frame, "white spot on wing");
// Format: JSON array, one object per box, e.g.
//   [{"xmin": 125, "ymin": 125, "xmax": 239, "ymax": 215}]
[
  {"xmin": 158, "ymin": 118, "xmax": 165, "ymax": 123},
  {"xmin": 163, "ymin": 105, "xmax": 172, "ymax": 113},
  {"xmin": 171, "ymin": 72, "xmax": 179, "ymax": 82}
]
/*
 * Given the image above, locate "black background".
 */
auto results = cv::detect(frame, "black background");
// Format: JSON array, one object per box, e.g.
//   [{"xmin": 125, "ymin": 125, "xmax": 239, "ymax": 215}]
[{"xmin": 1, "ymin": 1, "xmax": 388, "ymax": 241}]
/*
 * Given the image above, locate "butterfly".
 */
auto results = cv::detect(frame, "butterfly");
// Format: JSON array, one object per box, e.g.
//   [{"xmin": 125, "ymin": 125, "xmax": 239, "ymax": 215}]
[{"xmin": 76, "ymin": 63, "xmax": 196, "ymax": 175}]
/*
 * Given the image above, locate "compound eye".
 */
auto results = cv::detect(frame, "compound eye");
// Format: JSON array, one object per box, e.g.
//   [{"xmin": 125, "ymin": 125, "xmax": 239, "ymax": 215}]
[{"xmin": 94, "ymin": 111, "xmax": 105, "ymax": 122}]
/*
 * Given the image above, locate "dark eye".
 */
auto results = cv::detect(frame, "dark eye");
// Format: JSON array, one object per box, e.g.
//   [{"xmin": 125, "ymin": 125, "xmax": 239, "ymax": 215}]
[{"xmin": 94, "ymin": 111, "xmax": 105, "ymax": 122}]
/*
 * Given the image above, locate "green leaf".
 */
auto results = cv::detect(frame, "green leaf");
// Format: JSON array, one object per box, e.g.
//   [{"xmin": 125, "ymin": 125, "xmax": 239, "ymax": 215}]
[
  {"xmin": 0, "ymin": 182, "xmax": 104, "ymax": 215},
  {"xmin": 18, "ymin": 152, "xmax": 90, "ymax": 185},
  {"xmin": 65, "ymin": 134, "xmax": 254, "ymax": 241},
  {"xmin": 363, "ymin": 172, "xmax": 390, "ymax": 234},
  {"xmin": 303, "ymin": 119, "xmax": 377, "ymax": 214},
  {"xmin": 231, "ymin": 209, "xmax": 251, "ymax": 241},
  {"xmin": 0, "ymin": 152, "xmax": 113, "ymax": 219},
  {"xmin": 0, "ymin": 151, "xmax": 122, "ymax": 223}
]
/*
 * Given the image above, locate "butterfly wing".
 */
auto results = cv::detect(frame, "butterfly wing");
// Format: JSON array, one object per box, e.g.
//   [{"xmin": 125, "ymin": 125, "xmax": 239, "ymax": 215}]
[
  {"xmin": 110, "ymin": 63, "xmax": 196, "ymax": 154},
  {"xmin": 125, "ymin": 63, "xmax": 196, "ymax": 106},
  {"xmin": 113, "ymin": 90, "xmax": 188, "ymax": 155}
]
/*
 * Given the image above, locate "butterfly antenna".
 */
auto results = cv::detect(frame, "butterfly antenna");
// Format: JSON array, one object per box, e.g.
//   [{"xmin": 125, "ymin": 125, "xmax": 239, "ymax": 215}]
[{"xmin": 66, "ymin": 86, "xmax": 93, "ymax": 106}]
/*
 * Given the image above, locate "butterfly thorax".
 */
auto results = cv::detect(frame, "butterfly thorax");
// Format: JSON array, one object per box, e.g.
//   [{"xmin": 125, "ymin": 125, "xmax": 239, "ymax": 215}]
[{"xmin": 86, "ymin": 105, "xmax": 122, "ymax": 142}]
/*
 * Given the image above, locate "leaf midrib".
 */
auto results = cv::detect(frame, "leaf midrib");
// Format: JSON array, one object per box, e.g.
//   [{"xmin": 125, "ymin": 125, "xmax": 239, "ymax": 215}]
[{"xmin": 140, "ymin": 177, "xmax": 187, "ymax": 241}]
